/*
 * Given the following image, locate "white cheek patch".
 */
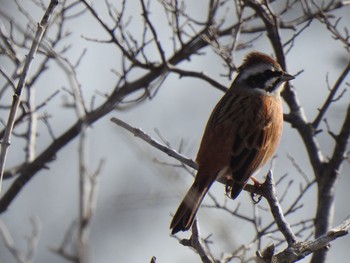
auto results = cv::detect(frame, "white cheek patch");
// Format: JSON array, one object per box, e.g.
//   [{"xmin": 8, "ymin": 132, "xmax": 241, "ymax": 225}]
[
  {"xmin": 265, "ymin": 77, "xmax": 277, "ymax": 88},
  {"xmin": 265, "ymin": 77, "xmax": 286, "ymax": 94}
]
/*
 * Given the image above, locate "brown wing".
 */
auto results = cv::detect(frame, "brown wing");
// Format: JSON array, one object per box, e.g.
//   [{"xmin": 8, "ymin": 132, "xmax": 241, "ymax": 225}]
[{"xmin": 195, "ymin": 90, "xmax": 246, "ymax": 184}]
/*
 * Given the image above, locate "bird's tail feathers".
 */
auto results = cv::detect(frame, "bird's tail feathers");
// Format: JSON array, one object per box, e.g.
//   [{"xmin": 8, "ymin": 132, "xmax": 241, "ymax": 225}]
[{"xmin": 170, "ymin": 181, "xmax": 210, "ymax": 234}]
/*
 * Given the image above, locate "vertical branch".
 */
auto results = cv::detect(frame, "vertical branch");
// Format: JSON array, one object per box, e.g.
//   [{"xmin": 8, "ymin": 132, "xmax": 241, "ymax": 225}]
[
  {"xmin": 77, "ymin": 128, "xmax": 103, "ymax": 263},
  {"xmin": 78, "ymin": 124, "xmax": 89, "ymax": 263},
  {"xmin": 24, "ymin": 87, "xmax": 37, "ymax": 162},
  {"xmin": 65, "ymin": 56, "xmax": 90, "ymax": 263},
  {"xmin": 59, "ymin": 43, "xmax": 102, "ymax": 263},
  {"xmin": 0, "ymin": 0, "xmax": 59, "ymax": 192}
]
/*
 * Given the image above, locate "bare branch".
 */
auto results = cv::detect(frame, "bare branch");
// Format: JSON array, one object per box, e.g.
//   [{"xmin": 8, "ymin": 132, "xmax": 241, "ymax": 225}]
[
  {"xmin": 140, "ymin": 0, "xmax": 167, "ymax": 64},
  {"xmin": 0, "ymin": 66, "xmax": 16, "ymax": 91},
  {"xmin": 0, "ymin": 0, "xmax": 59, "ymax": 192},
  {"xmin": 0, "ymin": 219, "xmax": 27, "ymax": 263},
  {"xmin": 167, "ymin": 65, "xmax": 227, "ymax": 92},
  {"xmin": 178, "ymin": 220, "xmax": 216, "ymax": 263},
  {"xmin": 313, "ymin": 60, "xmax": 350, "ymax": 128},
  {"xmin": 266, "ymin": 215, "xmax": 350, "ymax": 262},
  {"xmin": 24, "ymin": 86, "xmax": 38, "ymax": 163},
  {"xmin": 253, "ymin": 171, "xmax": 297, "ymax": 246},
  {"xmin": 0, "ymin": 217, "xmax": 41, "ymax": 263},
  {"xmin": 110, "ymin": 117, "xmax": 197, "ymax": 169},
  {"xmin": 50, "ymin": 221, "xmax": 79, "ymax": 262},
  {"xmin": 329, "ymin": 102, "xmax": 350, "ymax": 170}
]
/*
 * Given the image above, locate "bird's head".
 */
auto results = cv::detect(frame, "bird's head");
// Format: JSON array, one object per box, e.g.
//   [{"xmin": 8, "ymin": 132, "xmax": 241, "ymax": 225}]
[{"xmin": 235, "ymin": 51, "xmax": 294, "ymax": 94}]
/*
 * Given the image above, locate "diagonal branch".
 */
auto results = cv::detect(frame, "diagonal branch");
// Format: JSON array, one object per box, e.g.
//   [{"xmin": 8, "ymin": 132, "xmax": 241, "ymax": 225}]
[
  {"xmin": 257, "ymin": 171, "xmax": 297, "ymax": 246},
  {"xmin": 166, "ymin": 65, "xmax": 227, "ymax": 92},
  {"xmin": 111, "ymin": 117, "xmax": 197, "ymax": 169},
  {"xmin": 0, "ymin": 0, "xmax": 59, "ymax": 192},
  {"xmin": 266, "ymin": 215, "xmax": 350, "ymax": 262}
]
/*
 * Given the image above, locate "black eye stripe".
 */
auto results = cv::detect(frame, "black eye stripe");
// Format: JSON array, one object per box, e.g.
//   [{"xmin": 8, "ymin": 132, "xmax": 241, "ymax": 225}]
[
  {"xmin": 246, "ymin": 70, "xmax": 282, "ymax": 89},
  {"xmin": 255, "ymin": 70, "xmax": 282, "ymax": 80}
]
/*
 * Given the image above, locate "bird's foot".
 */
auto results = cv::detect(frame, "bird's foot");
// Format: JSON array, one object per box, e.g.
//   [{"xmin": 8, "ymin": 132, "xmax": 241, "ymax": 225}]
[{"xmin": 250, "ymin": 176, "xmax": 263, "ymax": 204}]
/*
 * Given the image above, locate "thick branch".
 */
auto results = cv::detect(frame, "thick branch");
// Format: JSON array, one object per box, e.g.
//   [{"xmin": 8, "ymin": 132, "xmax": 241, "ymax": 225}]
[{"xmin": 267, "ymin": 215, "xmax": 350, "ymax": 262}]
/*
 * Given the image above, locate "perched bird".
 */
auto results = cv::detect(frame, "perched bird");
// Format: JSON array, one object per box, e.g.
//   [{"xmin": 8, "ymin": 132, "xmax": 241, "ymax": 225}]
[{"xmin": 170, "ymin": 51, "xmax": 294, "ymax": 234}]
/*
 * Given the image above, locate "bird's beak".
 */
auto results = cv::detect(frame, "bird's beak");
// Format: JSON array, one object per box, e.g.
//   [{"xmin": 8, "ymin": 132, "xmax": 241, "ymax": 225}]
[{"xmin": 281, "ymin": 72, "xmax": 295, "ymax": 81}]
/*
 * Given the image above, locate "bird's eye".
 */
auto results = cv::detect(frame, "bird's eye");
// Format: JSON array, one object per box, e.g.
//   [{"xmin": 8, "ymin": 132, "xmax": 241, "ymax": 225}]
[{"xmin": 263, "ymin": 69, "xmax": 273, "ymax": 75}]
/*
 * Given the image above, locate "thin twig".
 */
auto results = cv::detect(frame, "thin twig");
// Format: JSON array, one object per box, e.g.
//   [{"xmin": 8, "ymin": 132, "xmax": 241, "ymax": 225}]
[
  {"xmin": 313, "ymin": 60, "xmax": 350, "ymax": 128},
  {"xmin": 0, "ymin": 217, "xmax": 41, "ymax": 263},
  {"xmin": 140, "ymin": 0, "xmax": 167, "ymax": 64}
]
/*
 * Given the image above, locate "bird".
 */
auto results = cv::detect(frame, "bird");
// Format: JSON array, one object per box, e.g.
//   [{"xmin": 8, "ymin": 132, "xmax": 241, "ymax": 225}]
[{"xmin": 170, "ymin": 51, "xmax": 294, "ymax": 235}]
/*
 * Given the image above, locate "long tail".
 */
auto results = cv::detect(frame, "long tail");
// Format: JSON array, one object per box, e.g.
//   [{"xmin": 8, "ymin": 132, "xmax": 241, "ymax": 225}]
[{"xmin": 170, "ymin": 180, "xmax": 211, "ymax": 234}]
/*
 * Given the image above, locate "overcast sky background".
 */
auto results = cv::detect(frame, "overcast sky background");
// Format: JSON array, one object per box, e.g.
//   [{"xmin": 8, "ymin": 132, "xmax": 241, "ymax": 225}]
[{"xmin": 0, "ymin": 1, "xmax": 350, "ymax": 262}]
